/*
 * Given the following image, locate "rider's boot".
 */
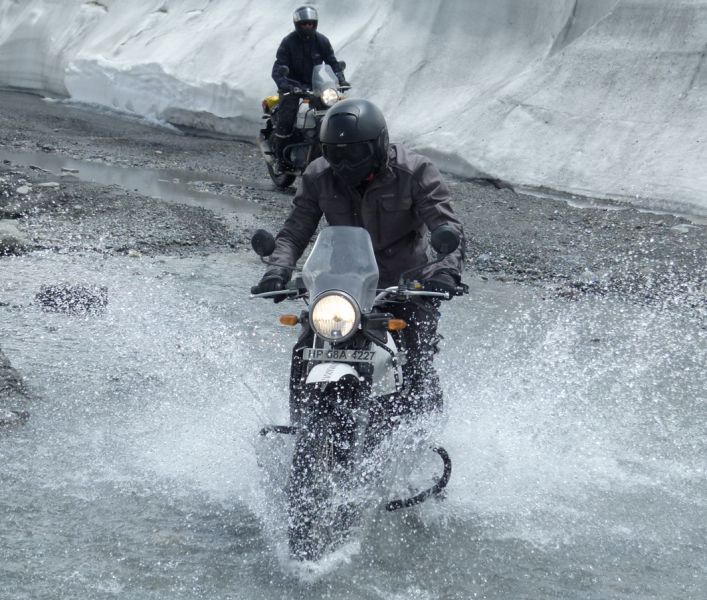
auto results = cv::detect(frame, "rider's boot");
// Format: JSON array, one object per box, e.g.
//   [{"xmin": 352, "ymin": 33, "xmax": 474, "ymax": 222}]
[{"xmin": 271, "ymin": 133, "xmax": 292, "ymax": 172}]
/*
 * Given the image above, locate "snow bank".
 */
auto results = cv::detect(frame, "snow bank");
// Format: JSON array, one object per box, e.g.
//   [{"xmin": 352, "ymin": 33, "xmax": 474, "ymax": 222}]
[{"xmin": 0, "ymin": 0, "xmax": 705, "ymax": 216}]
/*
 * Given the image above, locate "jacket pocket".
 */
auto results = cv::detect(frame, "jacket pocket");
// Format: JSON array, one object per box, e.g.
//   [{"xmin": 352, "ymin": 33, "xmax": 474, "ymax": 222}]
[
  {"xmin": 377, "ymin": 194, "xmax": 415, "ymax": 245},
  {"xmin": 380, "ymin": 194, "xmax": 412, "ymax": 211}
]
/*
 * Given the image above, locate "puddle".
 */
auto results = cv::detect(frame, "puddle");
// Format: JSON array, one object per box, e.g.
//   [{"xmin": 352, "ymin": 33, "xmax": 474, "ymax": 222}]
[
  {"xmin": 0, "ymin": 148, "xmax": 261, "ymax": 214},
  {"xmin": 516, "ymin": 184, "xmax": 707, "ymax": 225}
]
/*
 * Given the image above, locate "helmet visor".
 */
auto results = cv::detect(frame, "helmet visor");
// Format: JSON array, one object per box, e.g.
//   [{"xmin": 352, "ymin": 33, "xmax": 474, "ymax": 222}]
[
  {"xmin": 294, "ymin": 7, "xmax": 318, "ymax": 22},
  {"xmin": 323, "ymin": 142, "xmax": 374, "ymax": 166}
]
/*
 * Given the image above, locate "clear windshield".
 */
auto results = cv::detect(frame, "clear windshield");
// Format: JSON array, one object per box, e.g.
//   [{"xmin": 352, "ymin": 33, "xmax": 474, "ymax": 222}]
[
  {"xmin": 311, "ymin": 63, "xmax": 338, "ymax": 95},
  {"xmin": 301, "ymin": 226, "xmax": 379, "ymax": 312}
]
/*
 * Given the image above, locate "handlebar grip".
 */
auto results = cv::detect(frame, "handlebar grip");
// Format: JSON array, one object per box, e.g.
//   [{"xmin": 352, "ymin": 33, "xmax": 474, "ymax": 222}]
[
  {"xmin": 454, "ymin": 283, "xmax": 469, "ymax": 296},
  {"xmin": 250, "ymin": 289, "xmax": 294, "ymax": 299}
]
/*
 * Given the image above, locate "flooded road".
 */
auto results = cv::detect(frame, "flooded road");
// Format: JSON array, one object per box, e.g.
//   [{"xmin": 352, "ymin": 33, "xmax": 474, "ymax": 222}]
[{"xmin": 1, "ymin": 251, "xmax": 704, "ymax": 599}]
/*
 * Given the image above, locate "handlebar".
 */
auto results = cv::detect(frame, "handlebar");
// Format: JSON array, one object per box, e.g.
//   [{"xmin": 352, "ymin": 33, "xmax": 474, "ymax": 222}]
[
  {"xmin": 287, "ymin": 88, "xmax": 312, "ymax": 98},
  {"xmin": 374, "ymin": 285, "xmax": 467, "ymax": 303},
  {"xmin": 282, "ymin": 85, "xmax": 350, "ymax": 100},
  {"xmin": 250, "ymin": 282, "xmax": 467, "ymax": 302},
  {"xmin": 249, "ymin": 289, "xmax": 299, "ymax": 300},
  {"xmin": 249, "ymin": 277, "xmax": 306, "ymax": 300},
  {"xmin": 374, "ymin": 287, "xmax": 448, "ymax": 302}
]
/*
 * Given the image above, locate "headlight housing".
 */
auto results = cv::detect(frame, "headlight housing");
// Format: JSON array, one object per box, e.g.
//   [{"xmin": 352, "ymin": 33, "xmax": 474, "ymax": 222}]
[
  {"xmin": 310, "ymin": 292, "xmax": 359, "ymax": 341},
  {"xmin": 320, "ymin": 88, "xmax": 339, "ymax": 107}
]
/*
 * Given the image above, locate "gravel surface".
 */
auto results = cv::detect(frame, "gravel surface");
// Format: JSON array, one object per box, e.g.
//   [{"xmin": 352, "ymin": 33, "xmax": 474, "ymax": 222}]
[{"xmin": 1, "ymin": 89, "xmax": 705, "ymax": 408}]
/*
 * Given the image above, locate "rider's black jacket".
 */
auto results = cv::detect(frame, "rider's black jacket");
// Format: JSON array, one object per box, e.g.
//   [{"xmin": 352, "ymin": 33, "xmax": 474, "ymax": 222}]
[
  {"xmin": 267, "ymin": 144, "xmax": 464, "ymax": 289},
  {"xmin": 272, "ymin": 31, "xmax": 340, "ymax": 91}
]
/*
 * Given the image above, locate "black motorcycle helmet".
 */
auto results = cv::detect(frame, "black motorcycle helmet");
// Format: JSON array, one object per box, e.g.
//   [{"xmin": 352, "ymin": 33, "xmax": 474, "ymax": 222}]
[
  {"xmin": 293, "ymin": 5, "xmax": 318, "ymax": 39},
  {"xmin": 320, "ymin": 98, "xmax": 390, "ymax": 187}
]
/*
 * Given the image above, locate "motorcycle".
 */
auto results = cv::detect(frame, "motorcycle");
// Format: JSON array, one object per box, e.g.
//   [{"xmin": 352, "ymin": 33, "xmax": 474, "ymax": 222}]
[
  {"xmin": 250, "ymin": 225, "xmax": 466, "ymax": 562},
  {"xmin": 257, "ymin": 63, "xmax": 349, "ymax": 189}
]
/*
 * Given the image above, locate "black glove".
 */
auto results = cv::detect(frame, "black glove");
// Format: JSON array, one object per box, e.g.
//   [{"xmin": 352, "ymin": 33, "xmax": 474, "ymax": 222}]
[
  {"xmin": 280, "ymin": 81, "xmax": 303, "ymax": 94},
  {"xmin": 335, "ymin": 72, "xmax": 350, "ymax": 87},
  {"xmin": 422, "ymin": 271, "xmax": 459, "ymax": 298},
  {"xmin": 251, "ymin": 268, "xmax": 291, "ymax": 303}
]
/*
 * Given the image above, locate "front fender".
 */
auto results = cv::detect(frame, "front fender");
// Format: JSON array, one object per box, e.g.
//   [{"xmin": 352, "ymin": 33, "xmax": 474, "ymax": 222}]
[{"xmin": 305, "ymin": 362, "xmax": 360, "ymax": 385}]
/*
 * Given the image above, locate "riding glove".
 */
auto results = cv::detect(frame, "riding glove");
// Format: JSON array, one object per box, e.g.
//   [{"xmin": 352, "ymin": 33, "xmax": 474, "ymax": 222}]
[
  {"xmin": 335, "ymin": 72, "xmax": 350, "ymax": 87},
  {"xmin": 251, "ymin": 267, "xmax": 291, "ymax": 303},
  {"xmin": 280, "ymin": 81, "xmax": 303, "ymax": 95},
  {"xmin": 422, "ymin": 270, "xmax": 459, "ymax": 298}
]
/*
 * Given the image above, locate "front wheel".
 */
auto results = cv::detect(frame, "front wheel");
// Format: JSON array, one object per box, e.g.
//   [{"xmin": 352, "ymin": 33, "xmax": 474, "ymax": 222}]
[
  {"xmin": 287, "ymin": 404, "xmax": 356, "ymax": 561},
  {"xmin": 266, "ymin": 162, "xmax": 296, "ymax": 189}
]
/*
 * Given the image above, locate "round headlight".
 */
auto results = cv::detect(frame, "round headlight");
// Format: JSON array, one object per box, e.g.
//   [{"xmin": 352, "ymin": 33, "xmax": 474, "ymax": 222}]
[
  {"xmin": 311, "ymin": 292, "xmax": 359, "ymax": 341},
  {"xmin": 320, "ymin": 88, "xmax": 339, "ymax": 107}
]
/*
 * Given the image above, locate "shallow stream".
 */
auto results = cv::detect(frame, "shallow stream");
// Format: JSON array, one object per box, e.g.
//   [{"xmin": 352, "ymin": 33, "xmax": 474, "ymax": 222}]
[{"xmin": 1, "ymin": 250, "xmax": 705, "ymax": 599}]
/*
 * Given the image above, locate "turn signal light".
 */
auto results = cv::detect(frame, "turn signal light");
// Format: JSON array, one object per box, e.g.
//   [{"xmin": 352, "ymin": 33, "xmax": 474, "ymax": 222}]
[
  {"xmin": 387, "ymin": 319, "xmax": 407, "ymax": 331},
  {"xmin": 279, "ymin": 314, "xmax": 300, "ymax": 326}
]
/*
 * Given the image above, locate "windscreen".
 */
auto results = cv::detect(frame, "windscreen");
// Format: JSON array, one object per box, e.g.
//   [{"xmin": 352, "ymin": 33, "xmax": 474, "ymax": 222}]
[
  {"xmin": 311, "ymin": 63, "xmax": 339, "ymax": 95},
  {"xmin": 302, "ymin": 226, "xmax": 379, "ymax": 311}
]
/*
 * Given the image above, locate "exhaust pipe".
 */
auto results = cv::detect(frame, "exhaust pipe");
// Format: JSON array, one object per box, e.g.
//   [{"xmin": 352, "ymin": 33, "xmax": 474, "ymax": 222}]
[{"xmin": 256, "ymin": 135, "xmax": 275, "ymax": 165}]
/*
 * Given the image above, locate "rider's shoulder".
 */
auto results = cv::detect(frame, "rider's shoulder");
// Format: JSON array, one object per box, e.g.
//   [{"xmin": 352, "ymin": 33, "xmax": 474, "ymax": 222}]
[
  {"xmin": 282, "ymin": 31, "xmax": 301, "ymax": 45},
  {"xmin": 302, "ymin": 156, "xmax": 331, "ymax": 182},
  {"xmin": 314, "ymin": 31, "xmax": 333, "ymax": 45},
  {"xmin": 388, "ymin": 143, "xmax": 431, "ymax": 174}
]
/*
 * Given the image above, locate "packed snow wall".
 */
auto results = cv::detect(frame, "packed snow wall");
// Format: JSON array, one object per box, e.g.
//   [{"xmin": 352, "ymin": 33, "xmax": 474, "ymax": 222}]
[{"xmin": 0, "ymin": 0, "xmax": 705, "ymax": 215}]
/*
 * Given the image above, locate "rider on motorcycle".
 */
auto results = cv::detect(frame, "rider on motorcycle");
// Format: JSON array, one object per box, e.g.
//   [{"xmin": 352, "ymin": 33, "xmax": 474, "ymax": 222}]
[
  {"xmin": 252, "ymin": 98, "xmax": 465, "ymax": 425},
  {"xmin": 271, "ymin": 5, "xmax": 349, "ymax": 166}
]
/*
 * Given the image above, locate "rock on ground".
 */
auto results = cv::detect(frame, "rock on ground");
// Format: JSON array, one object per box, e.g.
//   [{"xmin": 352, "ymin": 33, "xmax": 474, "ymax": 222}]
[{"xmin": 0, "ymin": 348, "xmax": 29, "ymax": 426}]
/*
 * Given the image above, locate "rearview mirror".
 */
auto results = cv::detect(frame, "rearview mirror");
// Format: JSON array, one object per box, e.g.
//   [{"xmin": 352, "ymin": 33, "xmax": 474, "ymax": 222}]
[
  {"xmin": 251, "ymin": 229, "xmax": 276, "ymax": 257},
  {"xmin": 430, "ymin": 225, "xmax": 460, "ymax": 256}
]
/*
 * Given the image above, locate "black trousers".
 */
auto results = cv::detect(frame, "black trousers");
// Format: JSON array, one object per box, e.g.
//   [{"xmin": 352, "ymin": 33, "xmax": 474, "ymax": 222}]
[
  {"xmin": 274, "ymin": 94, "xmax": 300, "ymax": 137},
  {"xmin": 288, "ymin": 298, "xmax": 443, "ymax": 426}
]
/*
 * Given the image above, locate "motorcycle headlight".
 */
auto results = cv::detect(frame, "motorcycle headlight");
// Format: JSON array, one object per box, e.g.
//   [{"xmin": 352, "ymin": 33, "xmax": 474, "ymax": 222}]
[
  {"xmin": 320, "ymin": 88, "xmax": 339, "ymax": 107},
  {"xmin": 311, "ymin": 292, "xmax": 359, "ymax": 341}
]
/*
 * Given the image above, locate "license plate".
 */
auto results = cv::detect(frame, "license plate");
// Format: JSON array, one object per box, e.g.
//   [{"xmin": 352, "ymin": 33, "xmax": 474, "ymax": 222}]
[{"xmin": 303, "ymin": 348, "xmax": 376, "ymax": 363}]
